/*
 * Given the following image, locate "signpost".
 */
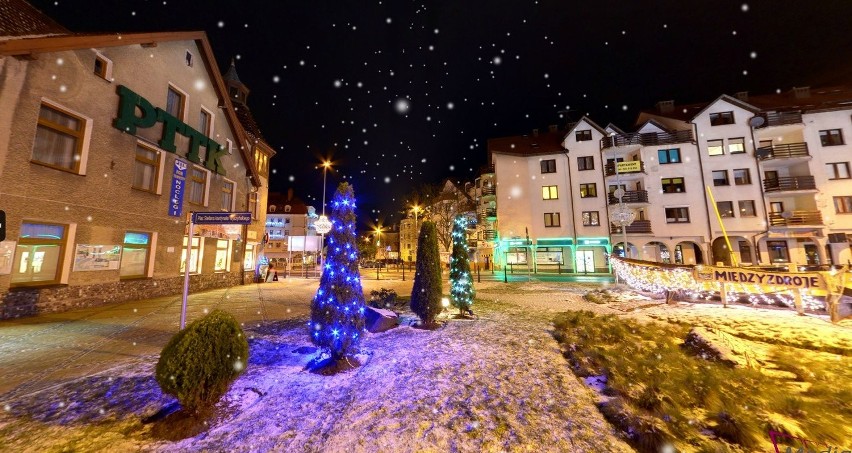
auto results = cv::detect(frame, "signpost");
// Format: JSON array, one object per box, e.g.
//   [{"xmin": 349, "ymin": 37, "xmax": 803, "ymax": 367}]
[{"xmin": 180, "ymin": 211, "xmax": 252, "ymax": 329}]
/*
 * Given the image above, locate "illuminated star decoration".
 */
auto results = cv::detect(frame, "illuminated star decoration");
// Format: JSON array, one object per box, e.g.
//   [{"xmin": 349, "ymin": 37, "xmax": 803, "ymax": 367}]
[
  {"xmin": 449, "ymin": 215, "xmax": 475, "ymax": 313},
  {"xmin": 308, "ymin": 182, "xmax": 366, "ymax": 360}
]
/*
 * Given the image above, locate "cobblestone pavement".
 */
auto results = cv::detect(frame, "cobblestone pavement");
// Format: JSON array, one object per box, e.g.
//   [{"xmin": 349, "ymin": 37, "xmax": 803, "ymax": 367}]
[{"xmin": 0, "ymin": 277, "xmax": 415, "ymax": 401}]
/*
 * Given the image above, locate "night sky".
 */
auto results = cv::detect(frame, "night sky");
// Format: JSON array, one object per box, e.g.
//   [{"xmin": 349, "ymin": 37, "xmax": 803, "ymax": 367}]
[{"xmin": 29, "ymin": 0, "xmax": 852, "ymax": 228}]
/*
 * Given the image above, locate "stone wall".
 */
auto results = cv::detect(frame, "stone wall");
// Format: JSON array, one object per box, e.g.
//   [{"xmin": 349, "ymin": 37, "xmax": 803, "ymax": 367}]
[{"xmin": 1, "ymin": 271, "xmax": 253, "ymax": 319}]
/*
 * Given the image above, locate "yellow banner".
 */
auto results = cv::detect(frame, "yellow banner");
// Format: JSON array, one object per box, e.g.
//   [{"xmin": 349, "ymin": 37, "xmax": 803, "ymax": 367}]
[
  {"xmin": 693, "ymin": 265, "xmax": 825, "ymax": 290},
  {"xmin": 616, "ymin": 161, "xmax": 642, "ymax": 173}
]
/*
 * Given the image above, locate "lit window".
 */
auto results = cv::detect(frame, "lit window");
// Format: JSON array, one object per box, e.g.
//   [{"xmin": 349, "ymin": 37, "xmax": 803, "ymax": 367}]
[
  {"xmin": 707, "ymin": 139, "xmax": 724, "ymax": 156},
  {"xmin": 215, "ymin": 239, "xmax": 230, "ymax": 272},
  {"xmin": 658, "ymin": 148, "xmax": 681, "ymax": 164},
  {"xmin": 11, "ymin": 222, "xmax": 68, "ymax": 286},
  {"xmin": 728, "ymin": 137, "xmax": 745, "ymax": 154},
  {"xmin": 767, "ymin": 240, "xmax": 790, "ymax": 263},
  {"xmin": 739, "ymin": 200, "xmax": 757, "ymax": 217},
  {"xmin": 579, "ymin": 183, "xmax": 597, "ymax": 198},
  {"xmin": 542, "ymin": 185, "xmax": 558, "ymax": 200},
  {"xmin": 120, "ymin": 231, "xmax": 152, "ymax": 278},
  {"xmin": 244, "ymin": 244, "xmax": 255, "ymax": 271},
  {"xmin": 32, "ymin": 102, "xmax": 90, "ymax": 174},
  {"xmin": 188, "ymin": 166, "xmax": 208, "ymax": 205},
  {"xmin": 661, "ymin": 177, "xmax": 685, "ymax": 193},
  {"xmin": 132, "ymin": 144, "xmax": 161, "ymax": 193},
  {"xmin": 582, "ymin": 211, "xmax": 599, "ymax": 226},
  {"xmin": 834, "ymin": 196, "xmax": 852, "ymax": 214},
  {"xmin": 180, "ymin": 236, "xmax": 202, "ymax": 274}
]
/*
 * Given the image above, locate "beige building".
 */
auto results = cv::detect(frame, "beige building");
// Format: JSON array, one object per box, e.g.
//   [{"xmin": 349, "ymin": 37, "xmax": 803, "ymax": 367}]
[
  {"xmin": 0, "ymin": 4, "xmax": 272, "ymax": 317},
  {"xmin": 264, "ymin": 190, "xmax": 320, "ymax": 274}
]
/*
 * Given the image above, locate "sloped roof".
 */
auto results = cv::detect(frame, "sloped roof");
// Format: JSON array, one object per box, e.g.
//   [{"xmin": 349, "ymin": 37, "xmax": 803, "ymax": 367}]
[
  {"xmin": 0, "ymin": 0, "xmax": 68, "ymax": 39},
  {"xmin": 233, "ymin": 104, "xmax": 266, "ymax": 144},
  {"xmin": 267, "ymin": 191, "xmax": 309, "ymax": 215},
  {"xmin": 488, "ymin": 129, "xmax": 566, "ymax": 157},
  {"xmin": 565, "ymin": 115, "xmax": 608, "ymax": 137},
  {"xmin": 744, "ymin": 85, "xmax": 852, "ymax": 113}
]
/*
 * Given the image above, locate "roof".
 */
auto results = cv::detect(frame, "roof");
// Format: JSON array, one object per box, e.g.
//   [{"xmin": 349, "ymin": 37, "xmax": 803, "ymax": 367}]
[
  {"xmin": 744, "ymin": 85, "xmax": 852, "ymax": 113},
  {"xmin": 223, "ymin": 58, "xmax": 242, "ymax": 84},
  {"xmin": 488, "ymin": 129, "xmax": 566, "ymax": 158},
  {"xmin": 234, "ymin": 104, "xmax": 267, "ymax": 144},
  {"xmin": 0, "ymin": 30, "xmax": 263, "ymax": 185},
  {"xmin": 565, "ymin": 115, "xmax": 608, "ymax": 137},
  {"xmin": 267, "ymin": 192, "xmax": 309, "ymax": 215},
  {"xmin": 687, "ymin": 94, "xmax": 760, "ymax": 121},
  {"xmin": 0, "ymin": 0, "xmax": 68, "ymax": 39}
]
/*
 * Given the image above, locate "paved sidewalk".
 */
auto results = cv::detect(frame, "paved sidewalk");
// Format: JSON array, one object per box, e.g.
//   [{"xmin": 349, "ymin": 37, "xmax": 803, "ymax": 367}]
[{"xmin": 0, "ymin": 279, "xmax": 324, "ymax": 399}]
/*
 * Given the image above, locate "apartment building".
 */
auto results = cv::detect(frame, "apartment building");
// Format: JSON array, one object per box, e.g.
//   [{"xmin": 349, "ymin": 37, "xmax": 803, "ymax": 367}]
[
  {"xmin": 485, "ymin": 86, "xmax": 852, "ymax": 271},
  {"xmin": 263, "ymin": 190, "xmax": 319, "ymax": 271}
]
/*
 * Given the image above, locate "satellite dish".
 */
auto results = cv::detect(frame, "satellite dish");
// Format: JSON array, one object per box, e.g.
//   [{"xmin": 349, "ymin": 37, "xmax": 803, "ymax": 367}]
[{"xmin": 748, "ymin": 116, "xmax": 765, "ymax": 128}]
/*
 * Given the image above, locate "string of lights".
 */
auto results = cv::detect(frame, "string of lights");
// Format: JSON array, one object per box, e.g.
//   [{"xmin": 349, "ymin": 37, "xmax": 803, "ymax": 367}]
[{"xmin": 449, "ymin": 215, "xmax": 475, "ymax": 312}]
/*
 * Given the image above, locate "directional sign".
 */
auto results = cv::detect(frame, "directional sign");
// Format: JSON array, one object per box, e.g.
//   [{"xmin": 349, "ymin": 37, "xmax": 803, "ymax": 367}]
[
  {"xmin": 0, "ymin": 210, "xmax": 5, "ymax": 241},
  {"xmin": 192, "ymin": 212, "xmax": 252, "ymax": 224}
]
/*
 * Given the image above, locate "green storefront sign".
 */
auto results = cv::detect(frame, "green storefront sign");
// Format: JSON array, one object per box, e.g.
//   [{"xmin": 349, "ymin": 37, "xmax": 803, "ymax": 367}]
[
  {"xmin": 577, "ymin": 238, "xmax": 609, "ymax": 246},
  {"xmin": 113, "ymin": 85, "xmax": 228, "ymax": 175}
]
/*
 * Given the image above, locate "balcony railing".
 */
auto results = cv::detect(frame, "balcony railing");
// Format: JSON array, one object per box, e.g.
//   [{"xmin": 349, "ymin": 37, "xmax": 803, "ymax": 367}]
[
  {"xmin": 756, "ymin": 142, "xmax": 809, "ymax": 161},
  {"xmin": 608, "ymin": 190, "xmax": 649, "ymax": 205},
  {"xmin": 605, "ymin": 161, "xmax": 645, "ymax": 176},
  {"xmin": 480, "ymin": 164, "xmax": 495, "ymax": 175},
  {"xmin": 483, "ymin": 229, "xmax": 497, "ymax": 241},
  {"xmin": 600, "ymin": 130, "xmax": 693, "ymax": 150},
  {"xmin": 610, "ymin": 219, "xmax": 653, "ymax": 235},
  {"xmin": 481, "ymin": 185, "xmax": 496, "ymax": 196},
  {"xmin": 763, "ymin": 175, "xmax": 816, "ymax": 192},
  {"xmin": 485, "ymin": 208, "xmax": 497, "ymax": 218},
  {"xmin": 769, "ymin": 211, "xmax": 823, "ymax": 227},
  {"xmin": 757, "ymin": 111, "xmax": 803, "ymax": 128}
]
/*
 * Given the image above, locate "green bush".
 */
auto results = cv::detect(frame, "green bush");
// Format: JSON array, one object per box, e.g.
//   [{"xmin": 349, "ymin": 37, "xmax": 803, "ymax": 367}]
[
  {"xmin": 369, "ymin": 287, "xmax": 398, "ymax": 309},
  {"xmin": 155, "ymin": 310, "xmax": 249, "ymax": 411},
  {"xmin": 411, "ymin": 221, "xmax": 442, "ymax": 325}
]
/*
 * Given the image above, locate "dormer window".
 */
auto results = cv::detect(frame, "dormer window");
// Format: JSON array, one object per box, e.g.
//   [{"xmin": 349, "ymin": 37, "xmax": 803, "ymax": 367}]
[
  {"xmin": 269, "ymin": 205, "xmax": 277, "ymax": 213},
  {"xmin": 93, "ymin": 54, "xmax": 113, "ymax": 81},
  {"xmin": 709, "ymin": 111, "xmax": 735, "ymax": 126}
]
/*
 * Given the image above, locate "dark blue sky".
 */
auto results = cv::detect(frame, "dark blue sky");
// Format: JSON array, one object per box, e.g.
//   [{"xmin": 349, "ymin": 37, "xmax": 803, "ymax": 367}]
[{"xmin": 31, "ymin": 0, "xmax": 852, "ymax": 227}]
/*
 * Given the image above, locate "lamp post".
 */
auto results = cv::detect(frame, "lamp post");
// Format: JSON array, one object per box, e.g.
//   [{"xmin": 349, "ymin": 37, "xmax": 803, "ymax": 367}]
[
  {"xmin": 374, "ymin": 226, "xmax": 382, "ymax": 280},
  {"xmin": 410, "ymin": 204, "xmax": 420, "ymax": 274},
  {"xmin": 314, "ymin": 161, "xmax": 333, "ymax": 277}
]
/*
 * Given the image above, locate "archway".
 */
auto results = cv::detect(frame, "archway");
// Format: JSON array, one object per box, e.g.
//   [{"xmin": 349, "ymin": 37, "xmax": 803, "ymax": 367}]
[
  {"xmin": 642, "ymin": 241, "xmax": 671, "ymax": 263},
  {"xmin": 712, "ymin": 236, "xmax": 753, "ymax": 266},
  {"xmin": 674, "ymin": 241, "xmax": 703, "ymax": 265},
  {"xmin": 613, "ymin": 241, "xmax": 638, "ymax": 259},
  {"xmin": 711, "ymin": 237, "xmax": 733, "ymax": 266}
]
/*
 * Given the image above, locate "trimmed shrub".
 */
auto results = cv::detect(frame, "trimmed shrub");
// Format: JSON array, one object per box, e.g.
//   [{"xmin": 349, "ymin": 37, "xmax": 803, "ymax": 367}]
[
  {"xmin": 411, "ymin": 221, "xmax": 442, "ymax": 325},
  {"xmin": 155, "ymin": 309, "xmax": 248, "ymax": 411},
  {"xmin": 369, "ymin": 288, "xmax": 398, "ymax": 309}
]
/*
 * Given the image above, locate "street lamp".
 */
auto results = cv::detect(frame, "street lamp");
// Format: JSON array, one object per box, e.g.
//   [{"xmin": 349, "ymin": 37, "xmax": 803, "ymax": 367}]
[
  {"xmin": 410, "ymin": 204, "xmax": 421, "ymax": 270},
  {"xmin": 374, "ymin": 226, "xmax": 383, "ymax": 280},
  {"xmin": 314, "ymin": 161, "xmax": 333, "ymax": 277}
]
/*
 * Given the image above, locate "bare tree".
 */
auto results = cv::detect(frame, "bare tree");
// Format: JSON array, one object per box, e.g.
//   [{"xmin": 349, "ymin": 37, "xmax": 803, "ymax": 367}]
[{"xmin": 422, "ymin": 181, "xmax": 475, "ymax": 255}]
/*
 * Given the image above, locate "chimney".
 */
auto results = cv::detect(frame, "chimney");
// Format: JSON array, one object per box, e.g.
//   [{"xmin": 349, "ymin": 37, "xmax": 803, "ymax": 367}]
[
  {"xmin": 656, "ymin": 100, "xmax": 674, "ymax": 113},
  {"xmin": 532, "ymin": 128, "xmax": 539, "ymax": 137},
  {"xmin": 548, "ymin": 124, "xmax": 558, "ymax": 132},
  {"xmin": 793, "ymin": 86, "xmax": 811, "ymax": 99},
  {"xmin": 287, "ymin": 188, "xmax": 294, "ymax": 201},
  {"xmin": 735, "ymin": 91, "xmax": 749, "ymax": 101}
]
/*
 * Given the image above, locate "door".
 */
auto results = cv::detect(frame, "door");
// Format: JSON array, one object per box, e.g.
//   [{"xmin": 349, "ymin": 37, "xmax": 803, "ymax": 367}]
[
  {"xmin": 804, "ymin": 244, "xmax": 820, "ymax": 266},
  {"xmin": 576, "ymin": 250, "xmax": 595, "ymax": 273},
  {"xmin": 770, "ymin": 202, "xmax": 784, "ymax": 213}
]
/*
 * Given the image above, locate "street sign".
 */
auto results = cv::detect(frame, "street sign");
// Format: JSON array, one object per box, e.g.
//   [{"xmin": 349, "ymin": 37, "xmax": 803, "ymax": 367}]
[
  {"xmin": 616, "ymin": 161, "xmax": 642, "ymax": 173},
  {"xmin": 168, "ymin": 159, "xmax": 188, "ymax": 217},
  {"xmin": 192, "ymin": 212, "xmax": 252, "ymax": 224},
  {"xmin": 0, "ymin": 210, "xmax": 5, "ymax": 241}
]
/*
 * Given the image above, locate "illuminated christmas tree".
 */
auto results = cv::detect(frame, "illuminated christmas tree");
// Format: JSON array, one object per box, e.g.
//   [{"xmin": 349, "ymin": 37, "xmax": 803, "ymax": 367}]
[
  {"xmin": 449, "ymin": 215, "xmax": 475, "ymax": 314},
  {"xmin": 410, "ymin": 221, "xmax": 442, "ymax": 326},
  {"xmin": 309, "ymin": 183, "xmax": 366, "ymax": 364}
]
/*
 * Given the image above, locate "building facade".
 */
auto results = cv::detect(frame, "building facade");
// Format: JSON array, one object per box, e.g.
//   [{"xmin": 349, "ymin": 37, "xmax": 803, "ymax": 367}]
[
  {"xmin": 485, "ymin": 86, "xmax": 852, "ymax": 271},
  {"xmin": 263, "ymin": 190, "xmax": 320, "ymax": 274},
  {"xmin": 0, "ymin": 9, "xmax": 271, "ymax": 317}
]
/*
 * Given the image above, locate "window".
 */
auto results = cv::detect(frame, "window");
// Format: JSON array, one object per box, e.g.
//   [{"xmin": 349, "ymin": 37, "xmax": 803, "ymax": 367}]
[
  {"xmin": 11, "ymin": 222, "xmax": 68, "ymax": 286},
  {"xmin": 132, "ymin": 144, "xmax": 161, "ymax": 193},
  {"xmin": 582, "ymin": 211, "xmax": 600, "ymax": 226},
  {"xmin": 578, "ymin": 156, "xmax": 594, "ymax": 171},
  {"xmin": 165, "ymin": 86, "xmax": 186, "ymax": 120},
  {"xmin": 544, "ymin": 212, "xmax": 561, "ymax": 227},
  {"xmin": 658, "ymin": 148, "xmax": 681, "ymax": 164},
  {"xmin": 199, "ymin": 108, "xmax": 212, "ymax": 136},
  {"xmin": 214, "ymin": 239, "xmax": 230, "ymax": 272},
  {"xmin": 716, "ymin": 201, "xmax": 735, "ymax": 218},
  {"xmin": 709, "ymin": 111, "xmax": 735, "ymax": 125},
  {"xmin": 739, "ymin": 240, "xmax": 753, "ymax": 264},
  {"xmin": 32, "ymin": 102, "xmax": 89, "ymax": 174},
  {"xmin": 185, "ymin": 50, "xmax": 194, "ymax": 67},
  {"xmin": 540, "ymin": 159, "xmax": 556, "ymax": 173},
  {"xmin": 248, "ymin": 192, "xmax": 259, "ymax": 219},
  {"xmin": 738, "ymin": 200, "xmax": 757, "ymax": 217},
  {"xmin": 93, "ymin": 54, "xmax": 112, "ymax": 80},
  {"xmin": 834, "ymin": 196, "xmax": 852, "ymax": 214},
  {"xmin": 575, "ymin": 130, "xmax": 592, "ymax": 141},
  {"xmin": 120, "ymin": 231, "xmax": 152, "ymax": 278},
  {"xmin": 826, "ymin": 162, "xmax": 851, "ymax": 179},
  {"xmin": 579, "ymin": 183, "xmax": 597, "ymax": 198},
  {"xmin": 733, "ymin": 168, "xmax": 751, "ymax": 185},
  {"xmin": 188, "ymin": 166, "xmax": 208, "ymax": 205},
  {"xmin": 770, "ymin": 201, "xmax": 784, "ymax": 213},
  {"xmin": 712, "ymin": 170, "xmax": 729, "ymax": 186},
  {"xmin": 180, "ymin": 236, "xmax": 201, "ymax": 274},
  {"xmin": 707, "ymin": 139, "xmax": 724, "ymax": 156},
  {"xmin": 661, "ymin": 177, "xmax": 685, "ymax": 193},
  {"xmin": 542, "ymin": 185, "xmax": 558, "ymax": 200},
  {"xmin": 665, "ymin": 207, "xmax": 690, "ymax": 223},
  {"xmin": 728, "ymin": 137, "xmax": 745, "ymax": 154},
  {"xmin": 820, "ymin": 129, "xmax": 844, "ymax": 146},
  {"xmin": 244, "ymin": 244, "xmax": 255, "ymax": 271},
  {"xmin": 221, "ymin": 179, "xmax": 235, "ymax": 211},
  {"xmin": 767, "ymin": 240, "xmax": 790, "ymax": 263}
]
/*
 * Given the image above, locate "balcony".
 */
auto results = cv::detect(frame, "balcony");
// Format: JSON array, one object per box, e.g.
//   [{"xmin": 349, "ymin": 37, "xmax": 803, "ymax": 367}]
[
  {"xmin": 600, "ymin": 130, "xmax": 693, "ymax": 150},
  {"xmin": 605, "ymin": 161, "xmax": 645, "ymax": 177},
  {"xmin": 756, "ymin": 142, "xmax": 810, "ymax": 164},
  {"xmin": 481, "ymin": 185, "xmax": 496, "ymax": 196},
  {"xmin": 756, "ymin": 111, "xmax": 803, "ymax": 128},
  {"xmin": 769, "ymin": 211, "xmax": 823, "ymax": 227},
  {"xmin": 763, "ymin": 175, "xmax": 816, "ymax": 193},
  {"xmin": 610, "ymin": 220, "xmax": 653, "ymax": 235},
  {"xmin": 480, "ymin": 164, "xmax": 495, "ymax": 175},
  {"xmin": 483, "ymin": 229, "xmax": 497, "ymax": 241},
  {"xmin": 485, "ymin": 207, "xmax": 497, "ymax": 218},
  {"xmin": 608, "ymin": 190, "xmax": 649, "ymax": 205}
]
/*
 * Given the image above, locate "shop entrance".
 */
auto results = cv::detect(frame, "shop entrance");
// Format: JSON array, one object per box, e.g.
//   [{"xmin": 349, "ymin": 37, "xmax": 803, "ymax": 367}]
[{"xmin": 576, "ymin": 250, "xmax": 595, "ymax": 273}]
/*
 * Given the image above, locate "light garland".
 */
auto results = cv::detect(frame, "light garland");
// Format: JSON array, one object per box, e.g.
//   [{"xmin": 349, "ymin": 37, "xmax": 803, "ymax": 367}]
[
  {"xmin": 308, "ymin": 183, "xmax": 366, "ymax": 360},
  {"xmin": 449, "ymin": 215, "xmax": 474, "ymax": 312}
]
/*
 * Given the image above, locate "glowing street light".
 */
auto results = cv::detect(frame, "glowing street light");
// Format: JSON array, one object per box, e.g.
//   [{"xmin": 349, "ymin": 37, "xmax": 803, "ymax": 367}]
[
  {"xmin": 315, "ymin": 160, "xmax": 333, "ymax": 276},
  {"xmin": 374, "ymin": 225, "xmax": 383, "ymax": 280}
]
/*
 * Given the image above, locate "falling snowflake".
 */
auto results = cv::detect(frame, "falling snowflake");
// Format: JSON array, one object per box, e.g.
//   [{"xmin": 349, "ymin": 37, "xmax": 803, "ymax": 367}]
[
  {"xmin": 217, "ymin": 21, "xmax": 224, "ymax": 28},
  {"xmin": 741, "ymin": 3, "xmax": 749, "ymax": 12},
  {"xmin": 394, "ymin": 98, "xmax": 410, "ymax": 114},
  {"xmin": 272, "ymin": 75, "xmax": 280, "ymax": 83}
]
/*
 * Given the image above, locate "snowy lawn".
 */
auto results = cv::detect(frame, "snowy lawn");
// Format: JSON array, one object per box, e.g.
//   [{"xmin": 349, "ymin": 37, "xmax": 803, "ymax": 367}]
[{"xmin": 0, "ymin": 282, "xmax": 633, "ymax": 452}]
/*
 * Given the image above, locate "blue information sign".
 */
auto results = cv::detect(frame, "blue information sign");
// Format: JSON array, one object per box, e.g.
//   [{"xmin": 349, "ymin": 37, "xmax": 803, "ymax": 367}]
[
  {"xmin": 168, "ymin": 159, "xmax": 189, "ymax": 217},
  {"xmin": 192, "ymin": 212, "xmax": 253, "ymax": 225}
]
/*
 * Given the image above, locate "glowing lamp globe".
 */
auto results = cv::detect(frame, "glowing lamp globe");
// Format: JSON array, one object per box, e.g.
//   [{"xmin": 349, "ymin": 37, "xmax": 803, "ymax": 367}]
[{"xmin": 315, "ymin": 215, "xmax": 332, "ymax": 235}]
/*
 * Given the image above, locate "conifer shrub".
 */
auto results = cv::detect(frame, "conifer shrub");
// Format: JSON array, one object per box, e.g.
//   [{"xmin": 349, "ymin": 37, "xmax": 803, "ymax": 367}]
[
  {"xmin": 155, "ymin": 309, "xmax": 248, "ymax": 411},
  {"xmin": 411, "ymin": 221, "xmax": 442, "ymax": 325}
]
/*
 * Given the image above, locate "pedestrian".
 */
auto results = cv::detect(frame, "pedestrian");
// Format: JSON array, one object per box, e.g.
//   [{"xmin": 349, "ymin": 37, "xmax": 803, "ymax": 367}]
[{"xmin": 266, "ymin": 264, "xmax": 275, "ymax": 282}]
